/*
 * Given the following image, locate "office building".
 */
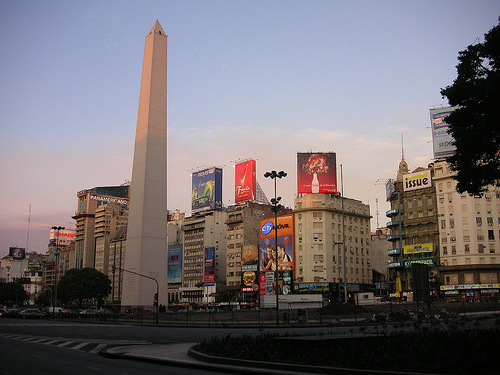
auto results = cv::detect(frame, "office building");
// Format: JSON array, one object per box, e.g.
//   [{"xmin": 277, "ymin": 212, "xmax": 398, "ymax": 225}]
[
  {"xmin": 433, "ymin": 160, "xmax": 500, "ymax": 301},
  {"xmin": 294, "ymin": 193, "xmax": 372, "ymax": 286}
]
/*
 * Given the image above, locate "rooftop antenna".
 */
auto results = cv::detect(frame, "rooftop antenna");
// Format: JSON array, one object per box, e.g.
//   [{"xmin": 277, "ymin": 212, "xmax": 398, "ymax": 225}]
[
  {"xmin": 26, "ymin": 204, "xmax": 31, "ymax": 252},
  {"xmin": 375, "ymin": 198, "xmax": 379, "ymax": 229},
  {"xmin": 401, "ymin": 133, "xmax": 405, "ymax": 161}
]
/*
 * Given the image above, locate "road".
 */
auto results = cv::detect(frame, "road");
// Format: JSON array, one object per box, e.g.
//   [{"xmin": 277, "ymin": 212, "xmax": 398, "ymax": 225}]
[
  {"xmin": 1, "ymin": 310, "xmax": 498, "ymax": 374},
  {"xmin": 0, "ymin": 318, "xmax": 358, "ymax": 375},
  {"xmin": 0, "ymin": 319, "xmax": 251, "ymax": 375}
]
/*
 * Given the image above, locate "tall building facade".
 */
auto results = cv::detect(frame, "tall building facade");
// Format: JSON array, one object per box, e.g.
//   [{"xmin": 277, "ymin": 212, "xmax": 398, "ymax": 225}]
[
  {"xmin": 433, "ymin": 160, "xmax": 500, "ymax": 301},
  {"xmin": 386, "ymin": 159, "xmax": 440, "ymax": 295},
  {"xmin": 371, "ymin": 227, "xmax": 392, "ymax": 294},
  {"xmin": 225, "ymin": 202, "xmax": 277, "ymax": 289},
  {"xmin": 108, "ymin": 225, "xmax": 127, "ymax": 303},
  {"xmin": 122, "ymin": 21, "xmax": 168, "ymax": 307},
  {"xmin": 180, "ymin": 210, "xmax": 227, "ymax": 305},
  {"xmin": 294, "ymin": 193, "xmax": 372, "ymax": 286},
  {"xmin": 72, "ymin": 185, "xmax": 129, "ymax": 269},
  {"xmin": 94, "ymin": 203, "xmax": 128, "ymax": 276}
]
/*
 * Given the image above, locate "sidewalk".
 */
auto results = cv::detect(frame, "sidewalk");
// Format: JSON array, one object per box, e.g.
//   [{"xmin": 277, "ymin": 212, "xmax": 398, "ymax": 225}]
[
  {"xmin": 104, "ymin": 342, "xmax": 342, "ymax": 374},
  {"xmin": 103, "ymin": 341, "xmax": 427, "ymax": 375}
]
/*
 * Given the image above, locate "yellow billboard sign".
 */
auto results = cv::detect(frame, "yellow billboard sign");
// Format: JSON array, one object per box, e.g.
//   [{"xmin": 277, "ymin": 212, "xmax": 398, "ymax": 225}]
[{"xmin": 404, "ymin": 243, "xmax": 433, "ymax": 255}]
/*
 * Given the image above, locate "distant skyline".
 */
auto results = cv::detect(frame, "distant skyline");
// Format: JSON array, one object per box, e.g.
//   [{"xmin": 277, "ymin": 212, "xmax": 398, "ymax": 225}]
[{"xmin": 1, "ymin": 1, "xmax": 499, "ymax": 257}]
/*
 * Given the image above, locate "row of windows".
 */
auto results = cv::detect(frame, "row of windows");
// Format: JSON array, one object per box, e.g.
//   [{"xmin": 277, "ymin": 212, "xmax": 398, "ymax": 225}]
[
  {"xmin": 443, "ymin": 243, "xmax": 497, "ymax": 255},
  {"xmin": 296, "ymin": 212, "xmax": 370, "ymax": 226},
  {"xmin": 441, "ymin": 217, "xmax": 498, "ymax": 228},
  {"xmin": 298, "ymin": 266, "xmax": 368, "ymax": 276},
  {"xmin": 441, "ymin": 230, "xmax": 498, "ymax": 243}
]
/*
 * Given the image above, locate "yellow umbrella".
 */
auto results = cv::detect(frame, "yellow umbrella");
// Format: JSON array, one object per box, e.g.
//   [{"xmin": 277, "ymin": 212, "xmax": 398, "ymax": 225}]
[{"xmin": 395, "ymin": 277, "xmax": 402, "ymax": 298}]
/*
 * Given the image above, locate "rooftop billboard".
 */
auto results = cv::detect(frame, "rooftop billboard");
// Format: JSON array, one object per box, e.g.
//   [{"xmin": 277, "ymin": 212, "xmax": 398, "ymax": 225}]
[
  {"xmin": 297, "ymin": 152, "xmax": 337, "ymax": 194},
  {"xmin": 9, "ymin": 247, "xmax": 25, "ymax": 260},
  {"xmin": 430, "ymin": 107, "xmax": 457, "ymax": 159},
  {"xmin": 191, "ymin": 167, "xmax": 222, "ymax": 213},
  {"xmin": 235, "ymin": 160, "xmax": 256, "ymax": 203},
  {"xmin": 403, "ymin": 170, "xmax": 432, "ymax": 192}
]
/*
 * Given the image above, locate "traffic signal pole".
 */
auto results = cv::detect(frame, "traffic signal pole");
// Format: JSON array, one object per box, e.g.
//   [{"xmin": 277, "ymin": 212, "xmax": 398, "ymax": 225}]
[{"xmin": 112, "ymin": 265, "xmax": 159, "ymax": 325}]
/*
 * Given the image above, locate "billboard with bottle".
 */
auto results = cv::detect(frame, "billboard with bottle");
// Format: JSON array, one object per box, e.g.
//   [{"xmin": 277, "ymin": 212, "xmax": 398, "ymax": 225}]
[{"xmin": 297, "ymin": 152, "xmax": 337, "ymax": 194}]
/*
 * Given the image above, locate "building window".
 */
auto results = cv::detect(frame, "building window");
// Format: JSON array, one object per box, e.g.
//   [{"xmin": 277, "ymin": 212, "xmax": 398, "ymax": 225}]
[
  {"xmin": 451, "ymin": 246, "xmax": 456, "ymax": 255},
  {"xmin": 443, "ymin": 246, "xmax": 448, "ymax": 255},
  {"xmin": 465, "ymin": 244, "xmax": 470, "ymax": 254},
  {"xmin": 441, "ymin": 220, "xmax": 446, "ymax": 229},
  {"xmin": 478, "ymin": 244, "xmax": 485, "ymax": 254},
  {"xmin": 449, "ymin": 219, "xmax": 454, "ymax": 228},
  {"xmin": 476, "ymin": 217, "xmax": 482, "ymax": 226},
  {"xmin": 488, "ymin": 230, "xmax": 495, "ymax": 240},
  {"xmin": 487, "ymin": 217, "xmax": 494, "ymax": 226}
]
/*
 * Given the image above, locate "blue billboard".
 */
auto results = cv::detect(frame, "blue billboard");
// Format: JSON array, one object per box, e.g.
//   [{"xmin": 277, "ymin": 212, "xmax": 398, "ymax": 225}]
[
  {"xmin": 191, "ymin": 167, "xmax": 223, "ymax": 213},
  {"xmin": 167, "ymin": 244, "xmax": 183, "ymax": 284}
]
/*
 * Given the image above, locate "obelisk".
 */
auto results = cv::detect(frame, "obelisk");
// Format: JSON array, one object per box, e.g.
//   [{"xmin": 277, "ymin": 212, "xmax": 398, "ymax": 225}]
[{"xmin": 122, "ymin": 21, "xmax": 168, "ymax": 306}]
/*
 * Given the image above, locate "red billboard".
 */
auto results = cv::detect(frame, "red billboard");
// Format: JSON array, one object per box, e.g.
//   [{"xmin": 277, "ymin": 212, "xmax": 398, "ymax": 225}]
[
  {"xmin": 297, "ymin": 152, "xmax": 337, "ymax": 194},
  {"xmin": 234, "ymin": 160, "xmax": 256, "ymax": 203}
]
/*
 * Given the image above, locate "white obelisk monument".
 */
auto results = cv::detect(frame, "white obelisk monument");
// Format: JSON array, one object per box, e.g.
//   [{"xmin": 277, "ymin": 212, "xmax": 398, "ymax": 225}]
[{"xmin": 122, "ymin": 21, "xmax": 168, "ymax": 306}]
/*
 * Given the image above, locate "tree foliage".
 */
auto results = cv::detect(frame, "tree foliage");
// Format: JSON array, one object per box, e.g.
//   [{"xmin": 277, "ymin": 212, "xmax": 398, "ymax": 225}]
[
  {"xmin": 57, "ymin": 268, "xmax": 111, "ymax": 306},
  {"xmin": 440, "ymin": 20, "xmax": 500, "ymax": 195},
  {"xmin": 0, "ymin": 281, "xmax": 28, "ymax": 306}
]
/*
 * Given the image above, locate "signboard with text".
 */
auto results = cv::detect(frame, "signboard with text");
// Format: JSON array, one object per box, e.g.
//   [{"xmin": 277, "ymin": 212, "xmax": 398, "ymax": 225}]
[
  {"xmin": 235, "ymin": 160, "xmax": 256, "ymax": 203},
  {"xmin": 297, "ymin": 152, "xmax": 337, "ymax": 194}
]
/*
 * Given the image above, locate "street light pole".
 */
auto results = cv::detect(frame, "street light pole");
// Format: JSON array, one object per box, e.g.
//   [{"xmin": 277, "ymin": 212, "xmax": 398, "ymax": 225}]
[
  {"xmin": 264, "ymin": 170, "xmax": 287, "ymax": 326},
  {"xmin": 51, "ymin": 226, "xmax": 64, "ymax": 317}
]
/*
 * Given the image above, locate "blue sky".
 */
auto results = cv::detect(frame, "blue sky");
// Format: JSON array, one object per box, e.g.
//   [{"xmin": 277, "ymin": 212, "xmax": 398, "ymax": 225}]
[{"xmin": 1, "ymin": 1, "xmax": 499, "ymax": 256}]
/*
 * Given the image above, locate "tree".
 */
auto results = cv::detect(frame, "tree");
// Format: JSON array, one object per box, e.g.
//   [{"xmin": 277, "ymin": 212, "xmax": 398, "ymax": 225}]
[
  {"xmin": 57, "ymin": 268, "xmax": 111, "ymax": 307},
  {"xmin": 0, "ymin": 281, "xmax": 28, "ymax": 306},
  {"xmin": 440, "ymin": 20, "xmax": 500, "ymax": 196}
]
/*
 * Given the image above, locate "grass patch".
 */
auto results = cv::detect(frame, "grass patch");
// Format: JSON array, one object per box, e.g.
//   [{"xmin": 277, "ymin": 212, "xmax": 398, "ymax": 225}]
[{"xmin": 194, "ymin": 326, "xmax": 500, "ymax": 374}]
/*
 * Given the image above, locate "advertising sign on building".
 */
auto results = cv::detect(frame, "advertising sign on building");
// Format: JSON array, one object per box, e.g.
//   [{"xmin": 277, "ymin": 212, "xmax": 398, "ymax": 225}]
[
  {"xmin": 404, "ymin": 258, "xmax": 434, "ymax": 268},
  {"xmin": 204, "ymin": 247, "xmax": 215, "ymax": 285},
  {"xmin": 9, "ymin": 247, "xmax": 25, "ymax": 260},
  {"xmin": 235, "ymin": 160, "xmax": 256, "ymax": 203},
  {"xmin": 259, "ymin": 273, "xmax": 267, "ymax": 296},
  {"xmin": 191, "ymin": 167, "xmax": 223, "ymax": 213},
  {"xmin": 167, "ymin": 244, "xmax": 183, "ymax": 284},
  {"xmin": 385, "ymin": 179, "xmax": 395, "ymax": 201},
  {"xmin": 297, "ymin": 153, "xmax": 337, "ymax": 194},
  {"xmin": 241, "ymin": 245, "xmax": 258, "ymax": 291},
  {"xmin": 259, "ymin": 214, "xmax": 294, "ymax": 272},
  {"xmin": 403, "ymin": 170, "xmax": 432, "ymax": 192},
  {"xmin": 404, "ymin": 243, "xmax": 433, "ymax": 255},
  {"xmin": 430, "ymin": 107, "xmax": 457, "ymax": 159},
  {"xmin": 49, "ymin": 229, "xmax": 76, "ymax": 246}
]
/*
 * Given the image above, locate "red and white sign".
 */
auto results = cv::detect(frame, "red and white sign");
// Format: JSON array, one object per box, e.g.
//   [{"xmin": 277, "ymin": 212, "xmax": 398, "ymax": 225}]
[{"xmin": 235, "ymin": 160, "xmax": 256, "ymax": 203}]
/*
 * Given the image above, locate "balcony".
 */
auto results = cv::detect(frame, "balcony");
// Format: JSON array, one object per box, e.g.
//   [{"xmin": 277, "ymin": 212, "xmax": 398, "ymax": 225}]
[
  {"xmin": 388, "ymin": 248, "xmax": 401, "ymax": 256},
  {"xmin": 386, "ymin": 208, "xmax": 400, "ymax": 218},
  {"xmin": 386, "ymin": 220, "xmax": 400, "ymax": 227},
  {"xmin": 387, "ymin": 234, "xmax": 402, "ymax": 242},
  {"xmin": 388, "ymin": 261, "xmax": 402, "ymax": 268}
]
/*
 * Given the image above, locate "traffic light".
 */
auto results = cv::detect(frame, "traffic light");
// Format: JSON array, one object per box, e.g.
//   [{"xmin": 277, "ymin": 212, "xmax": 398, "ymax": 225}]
[{"xmin": 153, "ymin": 293, "xmax": 158, "ymax": 307}]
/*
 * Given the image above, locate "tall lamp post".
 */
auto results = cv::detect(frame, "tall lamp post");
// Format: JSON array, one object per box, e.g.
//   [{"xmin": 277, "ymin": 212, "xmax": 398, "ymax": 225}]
[
  {"xmin": 264, "ymin": 170, "xmax": 287, "ymax": 325},
  {"xmin": 51, "ymin": 226, "xmax": 64, "ymax": 316}
]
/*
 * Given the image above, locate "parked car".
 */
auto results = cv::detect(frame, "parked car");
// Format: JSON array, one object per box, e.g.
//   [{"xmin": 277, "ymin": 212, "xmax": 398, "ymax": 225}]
[
  {"xmin": 3, "ymin": 309, "xmax": 21, "ymax": 318},
  {"xmin": 79, "ymin": 309, "xmax": 96, "ymax": 316},
  {"xmin": 60, "ymin": 309, "xmax": 78, "ymax": 318},
  {"xmin": 19, "ymin": 309, "xmax": 46, "ymax": 319}
]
